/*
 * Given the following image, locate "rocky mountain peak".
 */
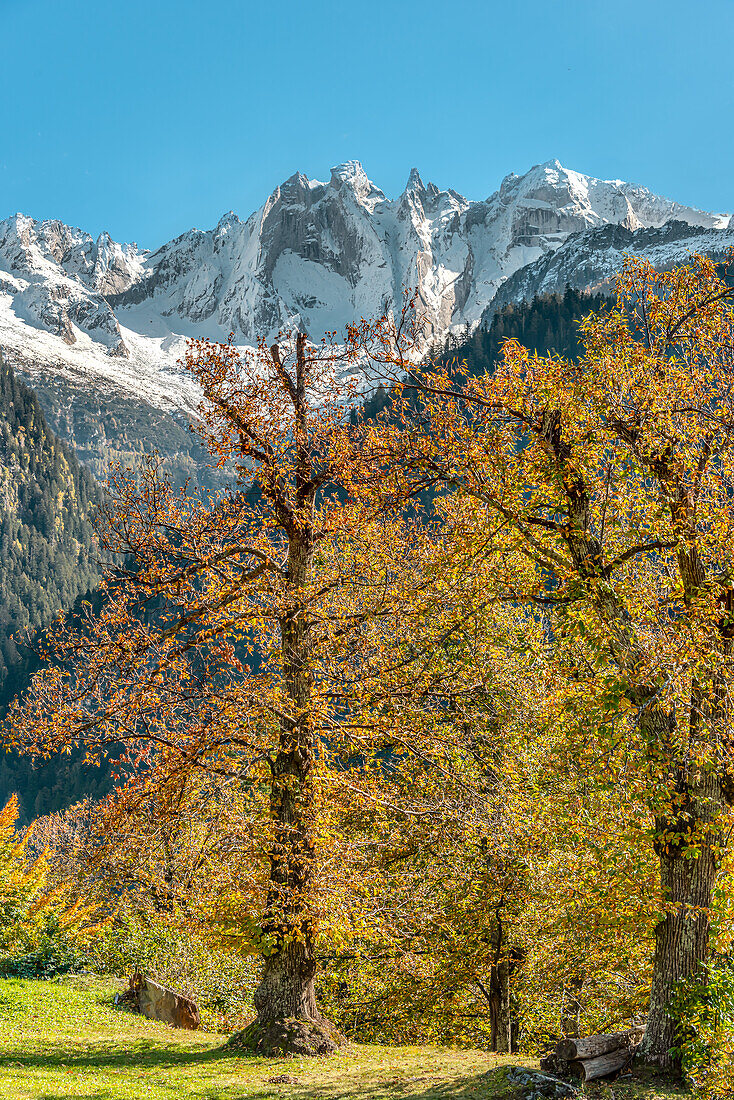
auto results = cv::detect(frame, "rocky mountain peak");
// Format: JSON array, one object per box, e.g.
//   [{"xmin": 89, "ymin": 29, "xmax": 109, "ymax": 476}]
[
  {"xmin": 405, "ymin": 167, "xmax": 426, "ymax": 193},
  {"xmin": 329, "ymin": 161, "xmax": 385, "ymax": 210},
  {"xmin": 1, "ymin": 160, "xmax": 729, "ymax": 419},
  {"xmin": 215, "ymin": 210, "xmax": 241, "ymax": 231},
  {"xmin": 329, "ymin": 160, "xmax": 367, "ymax": 186}
]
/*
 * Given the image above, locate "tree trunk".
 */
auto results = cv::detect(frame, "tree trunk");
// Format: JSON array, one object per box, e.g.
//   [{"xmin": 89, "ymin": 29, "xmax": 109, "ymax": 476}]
[
  {"xmin": 235, "ymin": 524, "xmax": 343, "ymax": 1055},
  {"xmin": 253, "ymin": 938, "xmax": 319, "ymax": 1020},
  {"xmin": 560, "ymin": 973, "xmax": 584, "ymax": 1040},
  {"xmin": 640, "ymin": 768, "xmax": 722, "ymax": 1071},
  {"xmin": 488, "ymin": 960, "xmax": 511, "ymax": 1053},
  {"xmin": 532, "ymin": 403, "xmax": 733, "ymax": 1074}
]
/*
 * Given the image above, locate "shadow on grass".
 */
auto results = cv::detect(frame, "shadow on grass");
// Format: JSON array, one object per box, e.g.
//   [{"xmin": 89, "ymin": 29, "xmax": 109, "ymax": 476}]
[
  {"xmin": 1, "ymin": 987, "xmax": 519, "ymax": 1100},
  {"xmin": 0, "ymin": 1041, "xmax": 237, "ymax": 1071},
  {"xmin": 31, "ymin": 1080, "xmax": 516, "ymax": 1100},
  {"xmin": 2, "ymin": 1058, "xmax": 517, "ymax": 1100}
]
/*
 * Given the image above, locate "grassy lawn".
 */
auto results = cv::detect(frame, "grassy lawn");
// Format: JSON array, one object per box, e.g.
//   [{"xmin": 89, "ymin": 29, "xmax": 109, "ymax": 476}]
[
  {"xmin": 0, "ymin": 976, "xmax": 527, "ymax": 1100},
  {"xmin": 0, "ymin": 976, "xmax": 688, "ymax": 1100}
]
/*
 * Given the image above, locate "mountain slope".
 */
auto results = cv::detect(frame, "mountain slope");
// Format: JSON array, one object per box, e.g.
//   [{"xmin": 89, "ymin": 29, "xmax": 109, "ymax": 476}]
[
  {"xmin": 0, "ymin": 352, "xmax": 112, "ymax": 819},
  {"xmin": 484, "ymin": 219, "xmax": 734, "ymax": 321},
  {"xmin": 1, "ymin": 159, "xmax": 728, "ymax": 472},
  {"xmin": 2, "ymin": 160, "xmax": 726, "ymax": 399},
  {"xmin": 0, "ymin": 351, "xmax": 101, "ymax": 669},
  {"xmin": 444, "ymin": 287, "xmax": 612, "ymax": 373}
]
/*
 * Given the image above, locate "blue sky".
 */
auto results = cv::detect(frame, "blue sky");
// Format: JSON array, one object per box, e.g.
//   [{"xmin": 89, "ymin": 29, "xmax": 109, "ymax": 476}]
[{"xmin": 2, "ymin": 0, "xmax": 733, "ymax": 248}]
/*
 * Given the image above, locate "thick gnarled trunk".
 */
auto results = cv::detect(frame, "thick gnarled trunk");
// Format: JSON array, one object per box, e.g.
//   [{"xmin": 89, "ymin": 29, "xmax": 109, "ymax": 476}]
[
  {"xmin": 641, "ymin": 769, "xmax": 722, "ymax": 1070},
  {"xmin": 254, "ymin": 939, "xmax": 318, "ymax": 1021},
  {"xmin": 241, "ymin": 526, "xmax": 344, "ymax": 1055}
]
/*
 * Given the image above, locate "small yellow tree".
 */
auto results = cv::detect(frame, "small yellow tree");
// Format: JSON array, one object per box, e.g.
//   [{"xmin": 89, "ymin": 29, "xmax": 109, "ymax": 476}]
[{"xmin": 0, "ymin": 796, "xmax": 99, "ymax": 974}]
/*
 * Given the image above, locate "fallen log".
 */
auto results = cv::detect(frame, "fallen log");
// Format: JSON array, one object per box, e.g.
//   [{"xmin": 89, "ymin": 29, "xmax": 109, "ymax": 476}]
[
  {"xmin": 539, "ymin": 1053, "xmax": 575, "ymax": 1079},
  {"xmin": 568, "ymin": 1048, "xmax": 631, "ymax": 1083},
  {"xmin": 556, "ymin": 1027, "xmax": 645, "ymax": 1061}
]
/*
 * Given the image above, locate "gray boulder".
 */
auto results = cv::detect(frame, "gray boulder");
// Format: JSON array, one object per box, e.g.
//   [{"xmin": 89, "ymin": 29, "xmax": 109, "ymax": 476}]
[
  {"xmin": 115, "ymin": 971, "xmax": 201, "ymax": 1030},
  {"xmin": 506, "ymin": 1068, "xmax": 578, "ymax": 1100}
]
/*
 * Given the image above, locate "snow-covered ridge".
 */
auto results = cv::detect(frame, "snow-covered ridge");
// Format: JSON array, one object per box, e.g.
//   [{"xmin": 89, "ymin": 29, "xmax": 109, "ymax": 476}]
[
  {"xmin": 0, "ymin": 160, "xmax": 728, "ymax": 411},
  {"xmin": 485, "ymin": 219, "xmax": 734, "ymax": 321}
]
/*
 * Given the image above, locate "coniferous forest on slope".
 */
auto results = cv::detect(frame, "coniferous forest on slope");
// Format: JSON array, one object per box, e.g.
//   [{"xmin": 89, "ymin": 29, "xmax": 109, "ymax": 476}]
[{"xmin": 0, "ymin": 354, "xmax": 111, "ymax": 818}]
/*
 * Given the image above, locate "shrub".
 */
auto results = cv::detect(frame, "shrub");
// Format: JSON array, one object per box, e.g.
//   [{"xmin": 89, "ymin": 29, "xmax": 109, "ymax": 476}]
[
  {"xmin": 92, "ymin": 909, "xmax": 259, "ymax": 1030},
  {"xmin": 671, "ymin": 956, "xmax": 734, "ymax": 1099},
  {"xmin": 0, "ymin": 795, "xmax": 100, "ymax": 977}
]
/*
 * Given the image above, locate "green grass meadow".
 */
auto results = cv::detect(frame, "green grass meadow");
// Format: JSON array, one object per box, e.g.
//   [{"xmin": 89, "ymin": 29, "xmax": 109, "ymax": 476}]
[{"xmin": 0, "ymin": 977, "xmax": 686, "ymax": 1100}]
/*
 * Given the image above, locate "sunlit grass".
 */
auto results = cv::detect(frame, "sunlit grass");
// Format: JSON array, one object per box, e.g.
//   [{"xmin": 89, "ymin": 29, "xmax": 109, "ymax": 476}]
[
  {"xmin": 0, "ymin": 977, "xmax": 688, "ymax": 1100},
  {"xmin": 0, "ymin": 975, "xmax": 526, "ymax": 1099}
]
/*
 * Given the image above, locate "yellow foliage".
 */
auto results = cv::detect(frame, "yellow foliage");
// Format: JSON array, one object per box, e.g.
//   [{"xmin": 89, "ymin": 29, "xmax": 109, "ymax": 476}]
[{"xmin": 0, "ymin": 795, "xmax": 101, "ymax": 972}]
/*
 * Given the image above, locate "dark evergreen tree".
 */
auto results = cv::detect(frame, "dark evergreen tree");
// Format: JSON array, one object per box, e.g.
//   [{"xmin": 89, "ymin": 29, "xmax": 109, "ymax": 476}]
[{"xmin": 440, "ymin": 288, "xmax": 610, "ymax": 379}]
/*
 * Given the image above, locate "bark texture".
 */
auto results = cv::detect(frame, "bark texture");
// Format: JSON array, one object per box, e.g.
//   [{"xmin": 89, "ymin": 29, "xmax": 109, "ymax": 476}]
[
  {"xmin": 569, "ymin": 1049, "xmax": 631, "ymax": 1082},
  {"xmin": 242, "ymin": 336, "xmax": 344, "ymax": 1055},
  {"xmin": 640, "ymin": 769, "xmax": 722, "ymax": 1068},
  {"xmin": 559, "ymin": 974, "xmax": 585, "ymax": 1042},
  {"xmin": 557, "ymin": 1028, "xmax": 644, "ymax": 1061},
  {"xmin": 488, "ymin": 960, "xmax": 512, "ymax": 1053}
]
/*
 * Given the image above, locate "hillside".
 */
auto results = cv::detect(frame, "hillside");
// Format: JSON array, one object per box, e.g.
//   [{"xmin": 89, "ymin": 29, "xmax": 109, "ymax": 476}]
[
  {"xmin": 0, "ymin": 352, "xmax": 100, "ymax": 698},
  {"xmin": 484, "ymin": 219, "xmax": 734, "ymax": 321},
  {"xmin": 0, "ymin": 353, "xmax": 111, "ymax": 818},
  {"xmin": 24, "ymin": 370, "xmax": 221, "ymax": 488},
  {"xmin": 443, "ymin": 287, "xmax": 611, "ymax": 375}
]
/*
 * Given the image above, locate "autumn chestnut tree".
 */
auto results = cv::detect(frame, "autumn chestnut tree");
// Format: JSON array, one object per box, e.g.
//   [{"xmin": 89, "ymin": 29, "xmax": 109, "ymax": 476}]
[
  {"xmin": 9, "ymin": 315, "xmax": 424, "ymax": 1055},
  {"xmin": 379, "ymin": 254, "xmax": 734, "ymax": 1069}
]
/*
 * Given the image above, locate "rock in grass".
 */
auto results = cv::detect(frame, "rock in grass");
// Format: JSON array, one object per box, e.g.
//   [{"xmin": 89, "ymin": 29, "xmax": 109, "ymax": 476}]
[
  {"xmin": 115, "ymin": 971, "xmax": 201, "ymax": 1030},
  {"xmin": 506, "ymin": 1067, "xmax": 579, "ymax": 1099}
]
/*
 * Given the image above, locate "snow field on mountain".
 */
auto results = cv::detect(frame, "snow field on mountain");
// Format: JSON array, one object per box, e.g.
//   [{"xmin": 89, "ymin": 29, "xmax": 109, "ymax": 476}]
[{"xmin": 0, "ymin": 159, "xmax": 729, "ymax": 414}]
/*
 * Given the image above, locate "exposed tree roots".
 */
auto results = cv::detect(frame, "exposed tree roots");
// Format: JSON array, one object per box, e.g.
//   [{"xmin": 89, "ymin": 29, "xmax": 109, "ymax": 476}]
[{"xmin": 226, "ymin": 1015, "xmax": 346, "ymax": 1057}]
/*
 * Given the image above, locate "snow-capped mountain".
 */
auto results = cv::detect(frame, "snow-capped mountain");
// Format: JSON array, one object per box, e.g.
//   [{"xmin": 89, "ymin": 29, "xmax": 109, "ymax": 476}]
[
  {"xmin": 485, "ymin": 218, "xmax": 734, "ymax": 321},
  {"xmin": 1, "ymin": 159, "xmax": 728, "ymax": 419},
  {"xmin": 0, "ymin": 215, "xmax": 144, "ymax": 354}
]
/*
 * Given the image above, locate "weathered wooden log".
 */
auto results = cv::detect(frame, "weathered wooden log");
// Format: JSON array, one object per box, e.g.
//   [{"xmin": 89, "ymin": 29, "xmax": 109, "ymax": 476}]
[
  {"xmin": 568, "ymin": 1048, "xmax": 631, "ymax": 1082},
  {"xmin": 556, "ymin": 1027, "xmax": 645, "ymax": 1061},
  {"xmin": 539, "ymin": 1053, "xmax": 576, "ymax": 1081}
]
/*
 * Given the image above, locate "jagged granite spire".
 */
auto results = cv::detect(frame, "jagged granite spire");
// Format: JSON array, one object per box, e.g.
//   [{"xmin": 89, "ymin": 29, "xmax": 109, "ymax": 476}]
[{"xmin": 0, "ymin": 161, "xmax": 728, "ymax": 412}]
